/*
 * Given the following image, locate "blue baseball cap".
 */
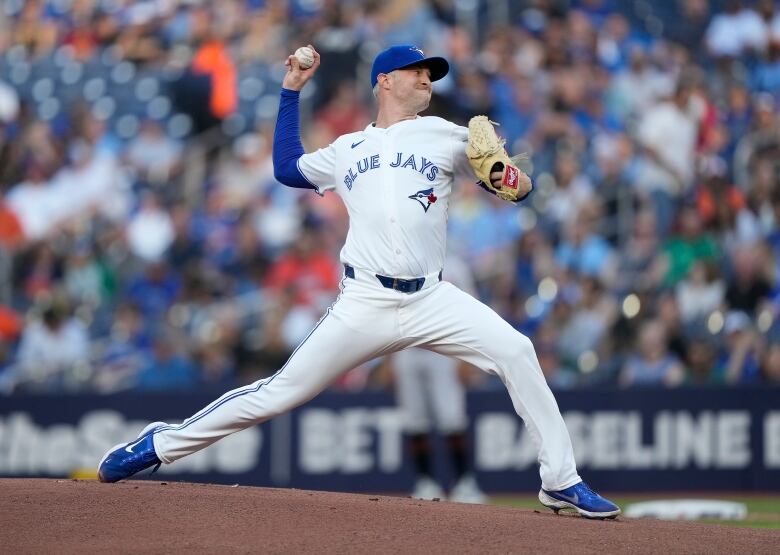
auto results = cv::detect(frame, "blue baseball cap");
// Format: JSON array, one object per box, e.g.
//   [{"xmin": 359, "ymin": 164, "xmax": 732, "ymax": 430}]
[{"xmin": 370, "ymin": 45, "xmax": 449, "ymax": 88}]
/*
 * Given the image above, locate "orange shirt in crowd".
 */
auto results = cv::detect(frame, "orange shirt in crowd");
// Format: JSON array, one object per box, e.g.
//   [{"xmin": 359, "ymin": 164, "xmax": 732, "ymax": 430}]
[
  {"xmin": 192, "ymin": 40, "xmax": 238, "ymax": 119},
  {"xmin": 265, "ymin": 253, "xmax": 340, "ymax": 307}
]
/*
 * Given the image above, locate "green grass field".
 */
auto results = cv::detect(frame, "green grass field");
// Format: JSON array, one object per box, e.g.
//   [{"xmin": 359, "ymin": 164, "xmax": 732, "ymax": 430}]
[{"xmin": 491, "ymin": 495, "xmax": 780, "ymax": 529}]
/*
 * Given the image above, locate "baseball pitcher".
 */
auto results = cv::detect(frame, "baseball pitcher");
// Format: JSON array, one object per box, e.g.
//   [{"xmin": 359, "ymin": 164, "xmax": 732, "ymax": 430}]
[{"xmin": 98, "ymin": 44, "xmax": 620, "ymax": 519}]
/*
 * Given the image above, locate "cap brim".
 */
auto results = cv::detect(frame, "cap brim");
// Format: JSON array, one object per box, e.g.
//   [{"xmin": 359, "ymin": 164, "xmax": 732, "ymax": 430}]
[{"xmin": 398, "ymin": 56, "xmax": 449, "ymax": 82}]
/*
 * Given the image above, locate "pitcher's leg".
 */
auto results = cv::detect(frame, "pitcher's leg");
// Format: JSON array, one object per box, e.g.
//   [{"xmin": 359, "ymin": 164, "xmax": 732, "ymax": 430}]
[
  {"xmin": 408, "ymin": 283, "xmax": 580, "ymax": 491},
  {"xmin": 154, "ymin": 308, "xmax": 392, "ymax": 462}
]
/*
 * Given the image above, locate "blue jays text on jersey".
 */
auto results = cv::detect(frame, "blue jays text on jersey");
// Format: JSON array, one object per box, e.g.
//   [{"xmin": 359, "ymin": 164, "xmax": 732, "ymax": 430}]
[{"xmin": 343, "ymin": 152, "xmax": 440, "ymax": 190}]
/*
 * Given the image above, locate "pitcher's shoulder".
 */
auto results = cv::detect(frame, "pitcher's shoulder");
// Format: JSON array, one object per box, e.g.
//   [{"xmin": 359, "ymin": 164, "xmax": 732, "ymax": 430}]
[
  {"xmin": 416, "ymin": 115, "xmax": 461, "ymax": 131},
  {"xmin": 329, "ymin": 130, "xmax": 366, "ymax": 149}
]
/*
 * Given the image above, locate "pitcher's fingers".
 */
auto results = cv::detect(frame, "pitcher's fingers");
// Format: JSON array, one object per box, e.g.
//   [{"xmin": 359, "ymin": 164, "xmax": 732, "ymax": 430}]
[{"xmin": 308, "ymin": 45, "xmax": 321, "ymax": 65}]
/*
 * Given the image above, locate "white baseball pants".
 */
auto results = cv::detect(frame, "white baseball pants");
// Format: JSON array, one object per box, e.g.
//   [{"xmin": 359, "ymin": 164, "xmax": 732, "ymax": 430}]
[{"xmin": 152, "ymin": 267, "xmax": 581, "ymax": 491}]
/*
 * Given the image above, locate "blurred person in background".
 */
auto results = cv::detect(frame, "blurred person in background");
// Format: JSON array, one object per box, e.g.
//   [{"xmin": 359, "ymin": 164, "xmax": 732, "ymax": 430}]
[
  {"xmin": 675, "ymin": 261, "xmax": 725, "ymax": 326},
  {"xmin": 683, "ymin": 327, "xmax": 720, "ymax": 385},
  {"xmin": 135, "ymin": 328, "xmax": 198, "ymax": 392},
  {"xmin": 715, "ymin": 310, "xmax": 762, "ymax": 384},
  {"xmin": 619, "ymin": 318, "xmax": 685, "ymax": 388},
  {"xmin": 93, "ymin": 302, "xmax": 151, "ymax": 394},
  {"xmin": 126, "ymin": 191, "xmax": 175, "ymax": 263},
  {"xmin": 533, "ymin": 318, "xmax": 579, "ymax": 389},
  {"xmin": 613, "ymin": 208, "xmax": 667, "ymax": 297},
  {"xmin": 14, "ymin": 243, "xmax": 63, "ymax": 306},
  {"xmin": 392, "ymin": 252, "xmax": 486, "ymax": 504},
  {"xmin": 590, "ymin": 132, "xmax": 638, "ymax": 246},
  {"xmin": 635, "ymin": 80, "xmax": 701, "ymax": 236},
  {"xmin": 11, "ymin": 0, "xmax": 58, "ymax": 58},
  {"xmin": 171, "ymin": 5, "xmax": 237, "ymax": 135},
  {"xmin": 657, "ymin": 291, "xmax": 688, "ymax": 362},
  {"xmin": 392, "ymin": 348, "xmax": 486, "ymax": 504},
  {"xmin": 124, "ymin": 119, "xmax": 183, "ymax": 186},
  {"xmin": 557, "ymin": 276, "xmax": 619, "ymax": 375},
  {"xmin": 545, "ymin": 150, "xmax": 594, "ymax": 233},
  {"xmin": 124, "ymin": 260, "xmax": 180, "ymax": 324},
  {"xmin": 725, "ymin": 245, "xmax": 774, "ymax": 316},
  {"xmin": 705, "ymin": 0, "xmax": 766, "ymax": 61},
  {"xmin": 663, "ymin": 201, "xmax": 720, "ymax": 287},
  {"xmin": 734, "ymin": 93, "xmax": 780, "ymax": 191},
  {"xmin": 64, "ymin": 241, "xmax": 107, "ymax": 308},
  {"xmin": 760, "ymin": 340, "xmax": 780, "ymax": 384},
  {"xmin": 315, "ymin": 81, "xmax": 372, "ymax": 138},
  {"xmin": 190, "ymin": 190, "xmax": 241, "ymax": 270},
  {"xmin": 214, "ymin": 132, "xmax": 274, "ymax": 210},
  {"xmin": 554, "ymin": 201, "xmax": 617, "ymax": 285},
  {"xmin": 265, "ymin": 225, "xmax": 341, "ymax": 314},
  {"xmin": 236, "ymin": 287, "xmax": 295, "ymax": 383},
  {"xmin": 666, "ymin": 0, "xmax": 711, "ymax": 59},
  {"xmin": 12, "ymin": 298, "xmax": 90, "ymax": 393},
  {"xmin": 166, "ymin": 202, "xmax": 203, "ymax": 269},
  {"xmin": 448, "ymin": 178, "xmax": 522, "ymax": 289}
]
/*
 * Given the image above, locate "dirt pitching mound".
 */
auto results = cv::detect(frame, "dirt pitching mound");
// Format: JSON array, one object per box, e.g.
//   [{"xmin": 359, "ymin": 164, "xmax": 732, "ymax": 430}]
[{"xmin": 1, "ymin": 479, "xmax": 776, "ymax": 554}]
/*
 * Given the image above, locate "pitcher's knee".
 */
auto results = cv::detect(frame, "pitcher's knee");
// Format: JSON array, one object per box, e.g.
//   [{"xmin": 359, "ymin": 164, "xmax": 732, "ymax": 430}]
[
  {"xmin": 492, "ymin": 332, "xmax": 535, "ymax": 362},
  {"xmin": 515, "ymin": 334, "xmax": 535, "ymax": 357},
  {"xmin": 501, "ymin": 333, "xmax": 534, "ymax": 362}
]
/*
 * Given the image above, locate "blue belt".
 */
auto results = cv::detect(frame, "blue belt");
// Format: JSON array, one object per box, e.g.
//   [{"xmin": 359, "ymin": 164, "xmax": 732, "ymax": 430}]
[{"xmin": 344, "ymin": 264, "xmax": 441, "ymax": 293}]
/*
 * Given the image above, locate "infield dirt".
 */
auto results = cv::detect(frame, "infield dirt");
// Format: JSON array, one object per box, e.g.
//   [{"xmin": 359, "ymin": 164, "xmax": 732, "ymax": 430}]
[{"xmin": 1, "ymin": 478, "xmax": 777, "ymax": 554}]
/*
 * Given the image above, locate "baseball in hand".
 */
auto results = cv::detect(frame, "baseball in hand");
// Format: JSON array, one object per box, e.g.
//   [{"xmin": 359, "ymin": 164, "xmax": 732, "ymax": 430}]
[{"xmin": 294, "ymin": 46, "xmax": 315, "ymax": 69}]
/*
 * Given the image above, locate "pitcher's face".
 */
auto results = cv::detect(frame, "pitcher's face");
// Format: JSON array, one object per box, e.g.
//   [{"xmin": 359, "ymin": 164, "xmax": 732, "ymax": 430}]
[{"xmin": 387, "ymin": 65, "xmax": 432, "ymax": 114}]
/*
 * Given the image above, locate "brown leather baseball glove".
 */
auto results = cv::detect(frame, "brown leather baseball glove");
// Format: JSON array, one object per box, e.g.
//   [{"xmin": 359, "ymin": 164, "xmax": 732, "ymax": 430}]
[{"xmin": 465, "ymin": 115, "xmax": 532, "ymax": 203}]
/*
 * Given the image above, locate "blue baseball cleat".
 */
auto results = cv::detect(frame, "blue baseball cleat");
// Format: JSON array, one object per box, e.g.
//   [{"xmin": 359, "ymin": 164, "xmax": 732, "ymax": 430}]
[
  {"xmin": 98, "ymin": 422, "xmax": 166, "ymax": 483},
  {"xmin": 539, "ymin": 481, "xmax": 621, "ymax": 519}
]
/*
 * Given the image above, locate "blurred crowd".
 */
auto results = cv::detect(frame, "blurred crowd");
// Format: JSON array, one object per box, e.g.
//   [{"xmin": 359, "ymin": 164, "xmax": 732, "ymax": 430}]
[{"xmin": 2, "ymin": 0, "xmax": 780, "ymax": 395}]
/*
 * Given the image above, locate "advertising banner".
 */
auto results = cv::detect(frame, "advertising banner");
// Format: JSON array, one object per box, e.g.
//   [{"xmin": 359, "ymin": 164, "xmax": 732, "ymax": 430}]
[{"xmin": 1, "ymin": 388, "xmax": 779, "ymax": 492}]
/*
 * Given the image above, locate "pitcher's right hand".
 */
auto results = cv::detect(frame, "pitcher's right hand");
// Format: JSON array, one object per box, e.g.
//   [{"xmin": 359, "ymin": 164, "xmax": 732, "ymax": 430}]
[{"xmin": 282, "ymin": 44, "xmax": 321, "ymax": 91}]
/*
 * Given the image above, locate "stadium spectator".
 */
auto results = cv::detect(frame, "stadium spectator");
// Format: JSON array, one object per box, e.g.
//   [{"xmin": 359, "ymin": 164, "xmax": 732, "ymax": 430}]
[
  {"xmin": 760, "ymin": 340, "xmax": 780, "ymax": 384},
  {"xmin": 135, "ymin": 329, "xmax": 198, "ymax": 391},
  {"xmin": 705, "ymin": 1, "xmax": 766, "ymax": 59},
  {"xmin": 715, "ymin": 310, "xmax": 762, "ymax": 384},
  {"xmin": 554, "ymin": 204, "xmax": 617, "ymax": 283},
  {"xmin": 265, "ymin": 227, "xmax": 340, "ymax": 311},
  {"xmin": 125, "ymin": 119, "xmax": 183, "ymax": 185},
  {"xmin": 13, "ymin": 300, "xmax": 90, "ymax": 393},
  {"xmin": 663, "ymin": 202, "xmax": 720, "ymax": 286},
  {"xmin": 684, "ymin": 328, "xmax": 719, "ymax": 385},
  {"xmin": 613, "ymin": 208, "xmax": 667, "ymax": 296},
  {"xmin": 619, "ymin": 318, "xmax": 685, "ymax": 388},
  {"xmin": 725, "ymin": 245, "xmax": 773, "ymax": 315},
  {"xmin": 636, "ymin": 80, "xmax": 701, "ymax": 236},
  {"xmin": 675, "ymin": 261, "xmax": 725, "ymax": 325},
  {"xmin": 126, "ymin": 192, "xmax": 175, "ymax": 263},
  {"xmin": 214, "ymin": 132, "xmax": 275, "ymax": 210},
  {"xmin": 545, "ymin": 150, "xmax": 594, "ymax": 231}
]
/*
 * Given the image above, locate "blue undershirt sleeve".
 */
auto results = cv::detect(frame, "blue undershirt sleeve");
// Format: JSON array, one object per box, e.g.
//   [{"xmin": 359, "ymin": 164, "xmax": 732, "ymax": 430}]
[{"xmin": 272, "ymin": 88, "xmax": 317, "ymax": 190}]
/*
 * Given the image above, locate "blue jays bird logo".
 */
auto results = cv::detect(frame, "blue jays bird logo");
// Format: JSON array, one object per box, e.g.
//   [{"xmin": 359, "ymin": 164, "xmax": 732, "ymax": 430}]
[{"xmin": 408, "ymin": 188, "xmax": 437, "ymax": 212}]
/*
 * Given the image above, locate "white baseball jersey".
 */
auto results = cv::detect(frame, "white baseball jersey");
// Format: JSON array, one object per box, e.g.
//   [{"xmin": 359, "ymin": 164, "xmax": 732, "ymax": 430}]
[{"xmin": 298, "ymin": 117, "xmax": 468, "ymax": 278}]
